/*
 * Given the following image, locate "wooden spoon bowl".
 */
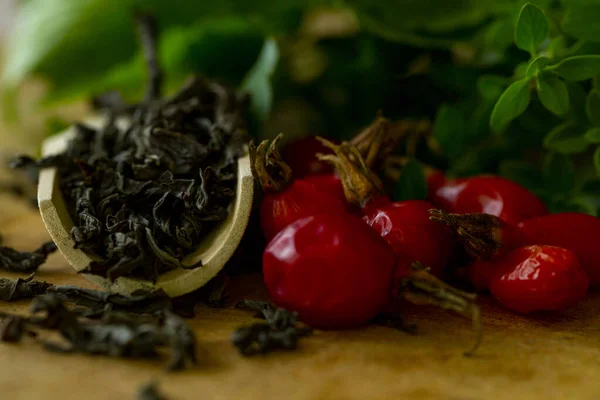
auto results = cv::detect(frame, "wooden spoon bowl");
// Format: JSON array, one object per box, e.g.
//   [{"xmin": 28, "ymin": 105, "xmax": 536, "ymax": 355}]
[{"xmin": 37, "ymin": 118, "xmax": 254, "ymax": 297}]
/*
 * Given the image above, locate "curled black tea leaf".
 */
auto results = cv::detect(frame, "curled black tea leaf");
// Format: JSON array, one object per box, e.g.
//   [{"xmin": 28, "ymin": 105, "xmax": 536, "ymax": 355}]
[
  {"xmin": 47, "ymin": 285, "xmax": 171, "ymax": 317},
  {"xmin": 137, "ymin": 381, "xmax": 170, "ymax": 400},
  {"xmin": 0, "ymin": 274, "xmax": 52, "ymax": 301},
  {"xmin": 233, "ymin": 300, "xmax": 312, "ymax": 356},
  {"xmin": 235, "ymin": 300, "xmax": 298, "ymax": 330},
  {"xmin": 0, "ymin": 241, "xmax": 57, "ymax": 273},
  {"xmin": 162, "ymin": 310, "xmax": 198, "ymax": 371},
  {"xmin": 371, "ymin": 313, "xmax": 418, "ymax": 335},
  {"xmin": 231, "ymin": 323, "xmax": 313, "ymax": 356},
  {"xmin": 0, "ymin": 315, "xmax": 30, "ymax": 342},
  {"xmin": 27, "ymin": 294, "xmax": 198, "ymax": 369}
]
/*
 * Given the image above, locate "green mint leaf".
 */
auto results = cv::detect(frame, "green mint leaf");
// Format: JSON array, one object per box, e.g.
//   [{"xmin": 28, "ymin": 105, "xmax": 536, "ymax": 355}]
[
  {"xmin": 594, "ymin": 146, "xmax": 600, "ymax": 177},
  {"xmin": 477, "ymin": 75, "xmax": 509, "ymax": 101},
  {"xmin": 562, "ymin": 4, "xmax": 600, "ymax": 42},
  {"xmin": 241, "ymin": 38, "xmax": 280, "ymax": 121},
  {"xmin": 586, "ymin": 89, "xmax": 600, "ymax": 126},
  {"xmin": 490, "ymin": 77, "xmax": 531, "ymax": 132},
  {"xmin": 484, "ymin": 18, "xmax": 514, "ymax": 52},
  {"xmin": 566, "ymin": 197, "xmax": 598, "ymax": 216},
  {"xmin": 433, "ymin": 104, "xmax": 468, "ymax": 159},
  {"xmin": 393, "ymin": 158, "xmax": 427, "ymax": 201},
  {"xmin": 543, "ymin": 152, "xmax": 575, "ymax": 194},
  {"xmin": 498, "ymin": 159, "xmax": 543, "ymax": 192},
  {"xmin": 526, "ymin": 56, "xmax": 550, "ymax": 77},
  {"xmin": 584, "ymin": 127, "xmax": 600, "ymax": 143},
  {"xmin": 543, "ymin": 121, "xmax": 590, "ymax": 154},
  {"xmin": 536, "ymin": 72, "xmax": 569, "ymax": 115},
  {"xmin": 514, "ymin": 3, "xmax": 549, "ymax": 54},
  {"xmin": 548, "ymin": 55, "xmax": 600, "ymax": 81}
]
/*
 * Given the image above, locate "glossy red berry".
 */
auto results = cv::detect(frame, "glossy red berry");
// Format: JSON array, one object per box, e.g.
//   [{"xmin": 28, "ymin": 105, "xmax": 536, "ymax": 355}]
[
  {"xmin": 281, "ymin": 135, "xmax": 335, "ymax": 178},
  {"xmin": 427, "ymin": 172, "xmax": 548, "ymax": 225},
  {"xmin": 364, "ymin": 200, "xmax": 454, "ymax": 278},
  {"xmin": 259, "ymin": 180, "xmax": 343, "ymax": 242},
  {"xmin": 263, "ymin": 212, "xmax": 396, "ymax": 329},
  {"xmin": 250, "ymin": 135, "xmax": 346, "ymax": 242},
  {"xmin": 486, "ymin": 245, "xmax": 589, "ymax": 314},
  {"xmin": 303, "ymin": 173, "xmax": 346, "ymax": 205},
  {"xmin": 431, "ymin": 210, "xmax": 600, "ymax": 286},
  {"xmin": 316, "ymin": 140, "xmax": 455, "ymax": 278}
]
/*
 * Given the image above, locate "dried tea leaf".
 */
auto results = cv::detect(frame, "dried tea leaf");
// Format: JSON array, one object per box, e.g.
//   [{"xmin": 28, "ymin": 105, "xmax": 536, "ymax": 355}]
[
  {"xmin": 0, "ymin": 274, "xmax": 52, "ymax": 301},
  {"xmin": 0, "ymin": 242, "xmax": 57, "ymax": 273},
  {"xmin": 137, "ymin": 381, "xmax": 170, "ymax": 400}
]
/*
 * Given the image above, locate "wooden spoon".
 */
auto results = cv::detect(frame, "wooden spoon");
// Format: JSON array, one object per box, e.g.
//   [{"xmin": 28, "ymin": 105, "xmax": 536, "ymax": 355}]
[{"xmin": 37, "ymin": 117, "xmax": 254, "ymax": 297}]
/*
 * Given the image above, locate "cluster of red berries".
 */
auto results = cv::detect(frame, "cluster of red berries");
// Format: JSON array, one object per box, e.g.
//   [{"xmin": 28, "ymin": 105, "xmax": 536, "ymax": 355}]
[{"xmin": 250, "ymin": 126, "xmax": 596, "ymax": 331}]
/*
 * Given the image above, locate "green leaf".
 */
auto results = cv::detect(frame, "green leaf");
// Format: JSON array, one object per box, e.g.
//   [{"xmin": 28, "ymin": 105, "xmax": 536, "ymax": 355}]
[
  {"xmin": 536, "ymin": 72, "xmax": 569, "ymax": 115},
  {"xmin": 484, "ymin": 18, "xmax": 514, "ymax": 52},
  {"xmin": 526, "ymin": 56, "xmax": 550, "ymax": 77},
  {"xmin": 514, "ymin": 3, "xmax": 549, "ymax": 54},
  {"xmin": 594, "ymin": 146, "xmax": 600, "ymax": 176},
  {"xmin": 586, "ymin": 89, "xmax": 600, "ymax": 126},
  {"xmin": 41, "ymin": 18, "xmax": 266, "ymax": 106},
  {"xmin": 433, "ymin": 103, "xmax": 467, "ymax": 159},
  {"xmin": 543, "ymin": 121, "xmax": 590, "ymax": 154},
  {"xmin": 477, "ymin": 75, "xmax": 509, "ymax": 101},
  {"xmin": 241, "ymin": 38, "xmax": 280, "ymax": 121},
  {"xmin": 562, "ymin": 4, "xmax": 600, "ymax": 42},
  {"xmin": 498, "ymin": 159, "xmax": 543, "ymax": 192},
  {"xmin": 584, "ymin": 127, "xmax": 600, "ymax": 143},
  {"xmin": 548, "ymin": 55, "xmax": 600, "ymax": 81},
  {"xmin": 393, "ymin": 158, "xmax": 427, "ymax": 201},
  {"xmin": 565, "ymin": 197, "xmax": 598, "ymax": 216},
  {"xmin": 543, "ymin": 152, "xmax": 575, "ymax": 193},
  {"xmin": 490, "ymin": 77, "xmax": 532, "ymax": 131}
]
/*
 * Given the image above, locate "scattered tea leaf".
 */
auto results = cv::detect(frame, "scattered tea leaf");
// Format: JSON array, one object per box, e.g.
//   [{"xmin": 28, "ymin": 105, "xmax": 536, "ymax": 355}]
[
  {"xmin": 0, "ymin": 274, "xmax": 52, "ymax": 301},
  {"xmin": 233, "ymin": 300, "xmax": 312, "ymax": 356},
  {"xmin": 0, "ymin": 241, "xmax": 57, "ymax": 273},
  {"xmin": 138, "ymin": 381, "xmax": 170, "ymax": 400}
]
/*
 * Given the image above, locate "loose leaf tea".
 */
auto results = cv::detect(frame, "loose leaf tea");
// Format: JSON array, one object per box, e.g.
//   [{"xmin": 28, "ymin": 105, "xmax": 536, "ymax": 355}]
[
  {"xmin": 0, "ymin": 274, "xmax": 52, "ymax": 301},
  {"xmin": 47, "ymin": 285, "xmax": 172, "ymax": 317},
  {"xmin": 137, "ymin": 381, "xmax": 170, "ymax": 400},
  {"xmin": 26, "ymin": 294, "xmax": 198, "ymax": 371},
  {"xmin": 0, "ymin": 241, "xmax": 57, "ymax": 273},
  {"xmin": 232, "ymin": 300, "xmax": 313, "ymax": 356},
  {"xmin": 13, "ymin": 16, "xmax": 248, "ymax": 281}
]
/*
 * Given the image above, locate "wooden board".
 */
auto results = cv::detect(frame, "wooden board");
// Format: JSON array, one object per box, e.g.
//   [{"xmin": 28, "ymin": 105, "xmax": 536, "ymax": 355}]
[{"xmin": 0, "ymin": 194, "xmax": 600, "ymax": 400}]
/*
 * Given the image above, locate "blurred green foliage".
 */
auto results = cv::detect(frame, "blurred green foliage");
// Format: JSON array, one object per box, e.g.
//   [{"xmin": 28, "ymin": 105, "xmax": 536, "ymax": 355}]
[{"xmin": 4, "ymin": 0, "xmax": 600, "ymax": 214}]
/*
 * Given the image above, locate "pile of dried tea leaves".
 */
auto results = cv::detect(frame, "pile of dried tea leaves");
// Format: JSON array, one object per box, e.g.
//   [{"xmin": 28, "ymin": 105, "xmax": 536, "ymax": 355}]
[{"xmin": 13, "ymin": 14, "xmax": 248, "ymax": 281}]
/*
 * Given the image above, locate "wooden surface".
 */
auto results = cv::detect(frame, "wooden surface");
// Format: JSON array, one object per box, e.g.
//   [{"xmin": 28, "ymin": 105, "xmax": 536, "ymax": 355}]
[{"xmin": 0, "ymin": 195, "xmax": 599, "ymax": 400}]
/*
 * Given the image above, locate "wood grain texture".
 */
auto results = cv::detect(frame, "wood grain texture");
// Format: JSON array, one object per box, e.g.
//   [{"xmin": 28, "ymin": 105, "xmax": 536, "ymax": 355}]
[{"xmin": 0, "ymin": 196, "xmax": 599, "ymax": 400}]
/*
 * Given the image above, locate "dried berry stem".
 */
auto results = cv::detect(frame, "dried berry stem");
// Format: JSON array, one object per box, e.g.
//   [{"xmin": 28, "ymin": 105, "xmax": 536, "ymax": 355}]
[
  {"xmin": 316, "ymin": 138, "xmax": 385, "ymax": 208},
  {"xmin": 429, "ymin": 209, "xmax": 505, "ymax": 258},
  {"xmin": 399, "ymin": 262, "xmax": 482, "ymax": 356},
  {"xmin": 249, "ymin": 134, "xmax": 293, "ymax": 192}
]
